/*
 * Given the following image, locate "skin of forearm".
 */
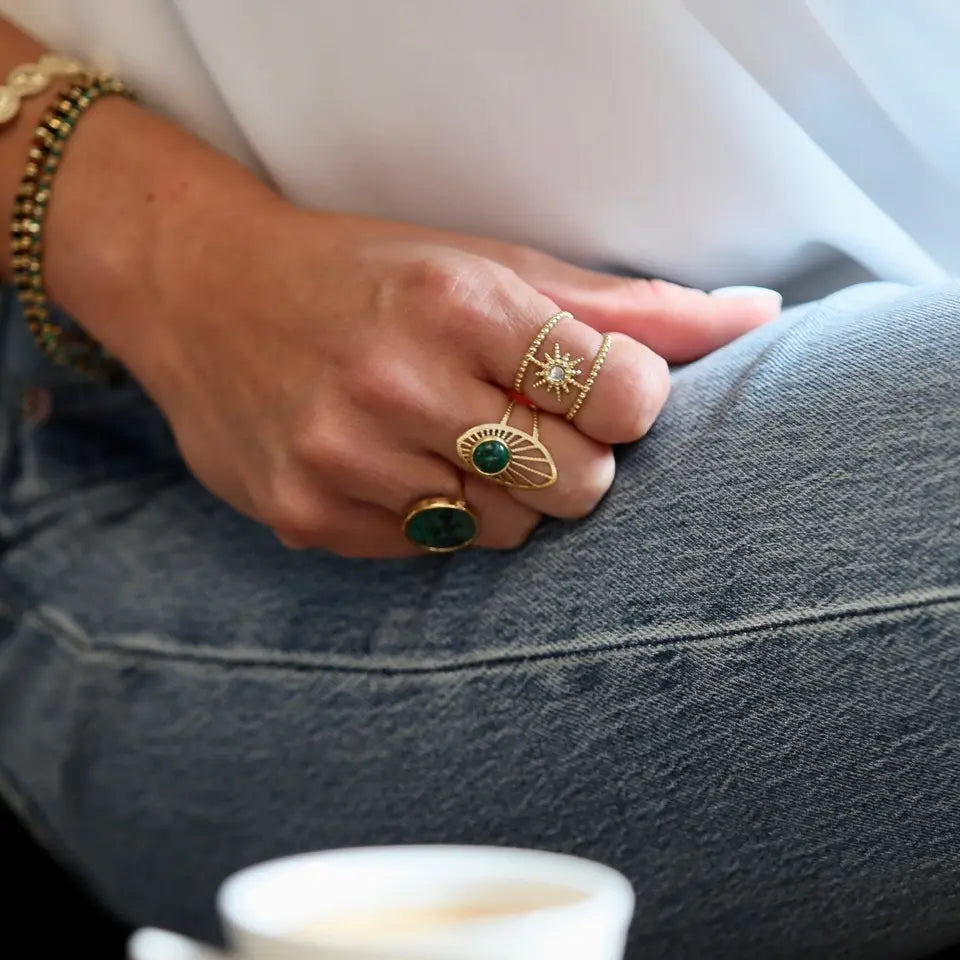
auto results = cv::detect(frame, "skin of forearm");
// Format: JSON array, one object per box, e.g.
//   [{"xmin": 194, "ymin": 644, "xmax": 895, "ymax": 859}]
[{"xmin": 0, "ymin": 16, "xmax": 287, "ymax": 378}]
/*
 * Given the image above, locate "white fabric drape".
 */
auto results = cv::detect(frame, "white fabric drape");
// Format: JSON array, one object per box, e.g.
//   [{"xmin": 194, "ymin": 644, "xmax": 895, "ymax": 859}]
[{"xmin": 2, "ymin": 0, "xmax": 957, "ymax": 295}]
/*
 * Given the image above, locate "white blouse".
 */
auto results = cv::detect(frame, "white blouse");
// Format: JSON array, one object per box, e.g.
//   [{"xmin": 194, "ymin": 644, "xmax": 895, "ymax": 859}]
[{"xmin": 3, "ymin": 0, "xmax": 958, "ymax": 301}]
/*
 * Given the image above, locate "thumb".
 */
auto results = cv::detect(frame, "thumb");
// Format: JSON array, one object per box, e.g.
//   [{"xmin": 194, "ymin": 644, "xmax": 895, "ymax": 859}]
[{"xmin": 505, "ymin": 253, "xmax": 781, "ymax": 363}]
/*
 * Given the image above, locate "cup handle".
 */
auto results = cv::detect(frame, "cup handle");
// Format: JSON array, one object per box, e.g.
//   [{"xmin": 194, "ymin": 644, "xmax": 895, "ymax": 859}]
[{"xmin": 128, "ymin": 928, "xmax": 234, "ymax": 960}]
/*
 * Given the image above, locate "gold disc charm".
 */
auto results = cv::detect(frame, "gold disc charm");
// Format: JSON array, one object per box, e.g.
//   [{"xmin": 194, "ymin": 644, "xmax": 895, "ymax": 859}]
[{"xmin": 457, "ymin": 402, "xmax": 558, "ymax": 490}]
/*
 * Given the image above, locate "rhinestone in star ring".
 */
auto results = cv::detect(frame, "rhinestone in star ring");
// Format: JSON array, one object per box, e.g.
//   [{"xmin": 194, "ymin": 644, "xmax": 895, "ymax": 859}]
[
  {"xmin": 513, "ymin": 311, "xmax": 571, "ymax": 394},
  {"xmin": 514, "ymin": 312, "xmax": 612, "ymax": 421}
]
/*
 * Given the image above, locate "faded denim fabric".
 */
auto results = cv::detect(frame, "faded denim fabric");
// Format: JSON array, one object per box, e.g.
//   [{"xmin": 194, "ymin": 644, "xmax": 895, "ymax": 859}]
[{"xmin": 0, "ymin": 282, "xmax": 957, "ymax": 959}]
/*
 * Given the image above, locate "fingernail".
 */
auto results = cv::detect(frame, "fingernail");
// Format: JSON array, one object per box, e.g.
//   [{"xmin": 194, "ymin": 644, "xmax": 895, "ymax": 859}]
[{"xmin": 709, "ymin": 285, "xmax": 782, "ymax": 307}]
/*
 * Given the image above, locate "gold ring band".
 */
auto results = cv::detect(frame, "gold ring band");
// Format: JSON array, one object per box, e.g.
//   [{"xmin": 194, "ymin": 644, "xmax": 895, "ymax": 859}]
[
  {"xmin": 457, "ymin": 400, "xmax": 558, "ymax": 489},
  {"xmin": 513, "ymin": 311, "xmax": 572, "ymax": 393},
  {"xmin": 565, "ymin": 333, "xmax": 611, "ymax": 421},
  {"xmin": 514, "ymin": 312, "xmax": 611, "ymax": 417}
]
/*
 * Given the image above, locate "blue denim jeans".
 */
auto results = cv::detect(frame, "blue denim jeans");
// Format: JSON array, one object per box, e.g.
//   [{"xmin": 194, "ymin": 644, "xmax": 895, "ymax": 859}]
[{"xmin": 0, "ymin": 282, "xmax": 957, "ymax": 959}]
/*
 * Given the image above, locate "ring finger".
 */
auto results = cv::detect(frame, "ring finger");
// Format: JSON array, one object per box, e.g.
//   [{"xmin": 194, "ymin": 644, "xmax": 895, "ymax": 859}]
[
  {"xmin": 292, "ymin": 443, "xmax": 543, "ymax": 551},
  {"xmin": 417, "ymin": 378, "xmax": 616, "ymax": 520}
]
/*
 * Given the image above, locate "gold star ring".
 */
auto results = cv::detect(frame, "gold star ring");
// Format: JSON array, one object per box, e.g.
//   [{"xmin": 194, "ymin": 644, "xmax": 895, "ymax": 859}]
[
  {"xmin": 514, "ymin": 312, "xmax": 612, "ymax": 421},
  {"xmin": 531, "ymin": 342, "xmax": 584, "ymax": 401}
]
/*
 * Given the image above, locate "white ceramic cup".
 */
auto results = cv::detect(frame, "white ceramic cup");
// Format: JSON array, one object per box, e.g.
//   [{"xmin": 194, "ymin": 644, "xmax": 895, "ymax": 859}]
[{"xmin": 129, "ymin": 845, "xmax": 634, "ymax": 960}]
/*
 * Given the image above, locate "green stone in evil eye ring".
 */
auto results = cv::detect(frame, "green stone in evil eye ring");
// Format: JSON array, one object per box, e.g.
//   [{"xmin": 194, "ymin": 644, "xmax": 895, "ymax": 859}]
[{"xmin": 471, "ymin": 438, "xmax": 511, "ymax": 476}]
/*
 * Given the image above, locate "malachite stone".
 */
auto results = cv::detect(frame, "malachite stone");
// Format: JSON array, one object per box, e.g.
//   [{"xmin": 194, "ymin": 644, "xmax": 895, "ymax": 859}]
[
  {"xmin": 405, "ymin": 504, "xmax": 477, "ymax": 551},
  {"xmin": 472, "ymin": 439, "xmax": 511, "ymax": 475}
]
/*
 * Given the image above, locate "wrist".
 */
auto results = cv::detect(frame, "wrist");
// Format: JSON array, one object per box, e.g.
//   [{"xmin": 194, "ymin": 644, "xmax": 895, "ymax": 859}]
[{"xmin": 39, "ymin": 92, "xmax": 286, "ymax": 380}]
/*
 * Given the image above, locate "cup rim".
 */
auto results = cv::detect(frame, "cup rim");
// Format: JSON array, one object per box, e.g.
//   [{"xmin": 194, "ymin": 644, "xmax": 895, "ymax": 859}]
[{"xmin": 217, "ymin": 845, "xmax": 634, "ymax": 941}]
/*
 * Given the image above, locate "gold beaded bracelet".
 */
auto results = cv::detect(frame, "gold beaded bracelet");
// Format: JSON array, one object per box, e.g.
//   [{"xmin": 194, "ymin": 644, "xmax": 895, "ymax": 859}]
[{"xmin": 11, "ymin": 71, "xmax": 135, "ymax": 377}]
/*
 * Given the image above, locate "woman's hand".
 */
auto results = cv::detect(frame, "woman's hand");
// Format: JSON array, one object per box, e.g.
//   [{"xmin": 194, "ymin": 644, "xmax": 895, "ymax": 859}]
[{"xmin": 36, "ymin": 100, "xmax": 779, "ymax": 558}]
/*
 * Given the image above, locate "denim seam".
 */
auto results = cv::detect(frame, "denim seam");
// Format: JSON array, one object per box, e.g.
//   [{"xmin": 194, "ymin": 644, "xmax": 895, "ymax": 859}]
[{"xmin": 5, "ymin": 586, "xmax": 959, "ymax": 677}]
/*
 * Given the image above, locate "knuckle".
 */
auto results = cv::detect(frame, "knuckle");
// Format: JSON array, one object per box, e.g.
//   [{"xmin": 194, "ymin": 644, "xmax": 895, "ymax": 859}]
[
  {"xmin": 637, "ymin": 353, "xmax": 671, "ymax": 433},
  {"xmin": 614, "ymin": 348, "xmax": 669, "ymax": 439},
  {"xmin": 324, "ymin": 534, "xmax": 364, "ymax": 558},
  {"xmin": 290, "ymin": 421, "xmax": 360, "ymax": 478},
  {"xmin": 402, "ymin": 255, "xmax": 479, "ymax": 306},
  {"xmin": 558, "ymin": 451, "xmax": 615, "ymax": 519},
  {"xmin": 322, "ymin": 523, "xmax": 414, "ymax": 559},
  {"xmin": 503, "ymin": 245, "xmax": 548, "ymax": 277},
  {"xmin": 488, "ymin": 514, "xmax": 539, "ymax": 550},
  {"xmin": 634, "ymin": 277, "xmax": 678, "ymax": 304},
  {"xmin": 276, "ymin": 531, "xmax": 311, "ymax": 551},
  {"xmin": 288, "ymin": 425, "xmax": 322, "ymax": 468},
  {"xmin": 335, "ymin": 540, "xmax": 388, "ymax": 560},
  {"xmin": 400, "ymin": 254, "xmax": 505, "ymax": 328},
  {"xmin": 262, "ymin": 478, "xmax": 330, "ymax": 544},
  {"xmin": 319, "ymin": 435, "xmax": 359, "ymax": 479},
  {"xmin": 353, "ymin": 358, "xmax": 424, "ymax": 419}
]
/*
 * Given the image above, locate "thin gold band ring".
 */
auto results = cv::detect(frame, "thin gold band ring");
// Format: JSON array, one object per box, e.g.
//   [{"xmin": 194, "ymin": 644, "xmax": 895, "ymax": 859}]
[{"xmin": 565, "ymin": 333, "xmax": 611, "ymax": 421}]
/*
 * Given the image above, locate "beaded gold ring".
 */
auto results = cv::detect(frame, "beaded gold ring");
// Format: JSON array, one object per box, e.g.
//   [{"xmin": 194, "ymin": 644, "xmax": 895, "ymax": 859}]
[
  {"xmin": 513, "ymin": 312, "xmax": 612, "ymax": 423},
  {"xmin": 564, "ymin": 333, "xmax": 611, "ymax": 422}
]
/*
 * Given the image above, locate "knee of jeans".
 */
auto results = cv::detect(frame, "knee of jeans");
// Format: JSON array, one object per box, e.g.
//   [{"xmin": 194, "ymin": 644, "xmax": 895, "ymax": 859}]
[
  {"xmin": 771, "ymin": 280, "xmax": 960, "ymax": 407},
  {"xmin": 825, "ymin": 278, "xmax": 959, "ymax": 360}
]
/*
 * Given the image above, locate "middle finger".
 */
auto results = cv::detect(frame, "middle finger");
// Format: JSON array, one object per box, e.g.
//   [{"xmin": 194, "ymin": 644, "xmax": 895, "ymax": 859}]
[{"xmin": 478, "ymin": 286, "xmax": 671, "ymax": 445}]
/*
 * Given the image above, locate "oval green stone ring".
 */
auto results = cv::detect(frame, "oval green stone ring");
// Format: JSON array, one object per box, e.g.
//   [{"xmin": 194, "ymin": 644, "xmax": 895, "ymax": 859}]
[{"xmin": 403, "ymin": 496, "xmax": 478, "ymax": 553}]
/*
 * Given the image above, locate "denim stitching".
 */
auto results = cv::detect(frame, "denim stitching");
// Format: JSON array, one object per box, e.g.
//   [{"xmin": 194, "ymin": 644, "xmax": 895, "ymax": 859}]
[{"xmin": 5, "ymin": 587, "xmax": 959, "ymax": 677}]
